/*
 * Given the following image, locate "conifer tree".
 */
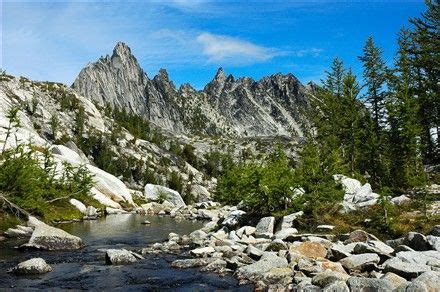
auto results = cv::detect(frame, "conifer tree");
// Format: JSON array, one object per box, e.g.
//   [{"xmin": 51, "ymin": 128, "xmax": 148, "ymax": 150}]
[{"xmin": 322, "ymin": 57, "xmax": 345, "ymax": 97}]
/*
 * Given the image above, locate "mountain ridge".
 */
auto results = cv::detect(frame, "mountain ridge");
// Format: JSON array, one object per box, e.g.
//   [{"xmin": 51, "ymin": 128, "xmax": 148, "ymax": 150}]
[{"xmin": 72, "ymin": 42, "xmax": 312, "ymax": 138}]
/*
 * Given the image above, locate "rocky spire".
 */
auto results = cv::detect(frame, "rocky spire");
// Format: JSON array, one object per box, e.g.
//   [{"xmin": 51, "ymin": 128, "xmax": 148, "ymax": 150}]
[{"xmin": 204, "ymin": 67, "xmax": 229, "ymax": 97}]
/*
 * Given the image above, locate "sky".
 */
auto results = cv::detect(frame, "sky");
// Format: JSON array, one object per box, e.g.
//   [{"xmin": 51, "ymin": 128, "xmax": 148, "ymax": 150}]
[{"xmin": 1, "ymin": 0, "xmax": 427, "ymax": 89}]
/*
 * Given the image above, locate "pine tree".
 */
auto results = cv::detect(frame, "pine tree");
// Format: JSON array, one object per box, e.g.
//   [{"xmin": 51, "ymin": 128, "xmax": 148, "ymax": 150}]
[
  {"xmin": 358, "ymin": 36, "xmax": 388, "ymax": 132},
  {"xmin": 408, "ymin": 0, "xmax": 440, "ymax": 164},
  {"xmin": 322, "ymin": 57, "xmax": 345, "ymax": 97}
]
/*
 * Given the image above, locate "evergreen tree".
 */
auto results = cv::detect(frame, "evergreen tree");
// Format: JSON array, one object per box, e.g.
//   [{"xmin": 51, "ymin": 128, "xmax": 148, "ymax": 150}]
[{"xmin": 322, "ymin": 57, "xmax": 345, "ymax": 97}]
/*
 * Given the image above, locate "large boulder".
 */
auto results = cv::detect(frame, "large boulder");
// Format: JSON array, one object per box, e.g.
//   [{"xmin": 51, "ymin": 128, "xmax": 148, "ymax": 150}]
[
  {"xmin": 190, "ymin": 184, "xmax": 211, "ymax": 202},
  {"xmin": 22, "ymin": 217, "xmax": 83, "ymax": 250},
  {"xmin": 255, "ymin": 216, "xmax": 275, "ymax": 238},
  {"xmin": 236, "ymin": 252, "xmax": 288, "ymax": 282},
  {"xmin": 280, "ymin": 211, "xmax": 303, "ymax": 229},
  {"xmin": 8, "ymin": 258, "xmax": 52, "ymax": 275},
  {"xmin": 353, "ymin": 240, "xmax": 394, "ymax": 256},
  {"xmin": 312, "ymin": 270, "xmax": 350, "ymax": 287},
  {"xmin": 403, "ymin": 232, "xmax": 430, "ymax": 251},
  {"xmin": 294, "ymin": 241, "xmax": 327, "ymax": 259},
  {"xmin": 144, "ymin": 184, "xmax": 185, "ymax": 207},
  {"xmin": 334, "ymin": 175, "xmax": 380, "ymax": 211},
  {"xmin": 404, "ymin": 271, "xmax": 440, "ymax": 291},
  {"xmin": 222, "ymin": 210, "xmax": 246, "ymax": 228}
]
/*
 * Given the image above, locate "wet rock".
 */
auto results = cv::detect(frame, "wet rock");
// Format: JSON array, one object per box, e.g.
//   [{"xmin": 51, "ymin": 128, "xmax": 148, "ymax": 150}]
[
  {"xmin": 312, "ymin": 270, "xmax": 350, "ymax": 287},
  {"xmin": 280, "ymin": 211, "xmax": 304, "ymax": 229},
  {"xmin": 236, "ymin": 252, "xmax": 288, "ymax": 282},
  {"xmin": 200, "ymin": 259, "xmax": 227, "ymax": 273},
  {"xmin": 344, "ymin": 229, "xmax": 379, "ymax": 244},
  {"xmin": 339, "ymin": 253, "xmax": 380, "ymax": 271},
  {"xmin": 383, "ymin": 257, "xmax": 431, "ymax": 279},
  {"xmin": 294, "ymin": 241, "xmax": 327, "ymax": 259},
  {"xmin": 141, "ymin": 220, "xmax": 151, "ymax": 225},
  {"xmin": 8, "ymin": 258, "xmax": 52, "ymax": 275},
  {"xmin": 380, "ymin": 272, "xmax": 408, "ymax": 289},
  {"xmin": 105, "ymin": 249, "xmax": 142, "ymax": 265},
  {"xmin": 255, "ymin": 216, "xmax": 275, "ymax": 238},
  {"xmin": 105, "ymin": 207, "xmax": 128, "ymax": 214},
  {"xmin": 403, "ymin": 232, "xmax": 430, "ymax": 251},
  {"xmin": 22, "ymin": 220, "xmax": 83, "ymax": 250},
  {"xmin": 171, "ymin": 258, "xmax": 216, "ymax": 269},
  {"xmin": 347, "ymin": 277, "xmax": 394, "ymax": 291}
]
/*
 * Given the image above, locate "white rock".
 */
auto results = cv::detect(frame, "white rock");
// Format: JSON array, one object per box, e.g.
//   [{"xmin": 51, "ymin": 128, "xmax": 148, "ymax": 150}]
[
  {"xmin": 8, "ymin": 258, "xmax": 52, "ymax": 275},
  {"xmin": 69, "ymin": 198, "xmax": 87, "ymax": 214},
  {"xmin": 144, "ymin": 184, "xmax": 185, "ymax": 207}
]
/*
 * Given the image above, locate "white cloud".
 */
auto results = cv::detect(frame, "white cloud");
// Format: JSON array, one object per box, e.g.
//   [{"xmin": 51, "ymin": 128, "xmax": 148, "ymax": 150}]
[
  {"xmin": 293, "ymin": 48, "xmax": 323, "ymax": 57},
  {"xmin": 196, "ymin": 32, "xmax": 279, "ymax": 64}
]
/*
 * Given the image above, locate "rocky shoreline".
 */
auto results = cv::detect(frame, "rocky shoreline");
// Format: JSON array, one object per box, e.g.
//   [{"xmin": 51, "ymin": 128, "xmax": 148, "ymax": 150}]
[{"xmin": 3, "ymin": 201, "xmax": 440, "ymax": 291}]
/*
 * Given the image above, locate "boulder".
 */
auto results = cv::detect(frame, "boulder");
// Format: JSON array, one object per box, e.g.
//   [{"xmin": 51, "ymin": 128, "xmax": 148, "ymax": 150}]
[
  {"xmin": 236, "ymin": 226, "xmax": 256, "ymax": 238},
  {"xmin": 405, "ymin": 271, "xmax": 440, "ymax": 292},
  {"xmin": 390, "ymin": 195, "xmax": 410, "ymax": 206},
  {"xmin": 353, "ymin": 240, "xmax": 394, "ymax": 256},
  {"xmin": 347, "ymin": 277, "xmax": 394, "ymax": 291},
  {"xmin": 190, "ymin": 246, "xmax": 215, "ymax": 256},
  {"xmin": 312, "ymin": 270, "xmax": 350, "ymax": 287},
  {"xmin": 263, "ymin": 267, "xmax": 293, "ymax": 286},
  {"xmin": 236, "ymin": 252, "xmax": 288, "ymax": 282},
  {"xmin": 69, "ymin": 198, "xmax": 87, "ymax": 214},
  {"xmin": 4, "ymin": 225, "xmax": 33, "ymax": 238},
  {"xmin": 383, "ymin": 257, "xmax": 431, "ymax": 279},
  {"xmin": 222, "ymin": 210, "xmax": 246, "ymax": 228},
  {"xmin": 22, "ymin": 221, "xmax": 83, "ymax": 250},
  {"xmin": 327, "ymin": 243, "xmax": 355, "ymax": 261},
  {"xmin": 171, "ymin": 258, "xmax": 216, "ymax": 269},
  {"xmin": 380, "ymin": 272, "xmax": 408, "ymax": 289},
  {"xmin": 344, "ymin": 229, "xmax": 379, "ymax": 244},
  {"xmin": 246, "ymin": 245, "xmax": 263, "ymax": 260},
  {"xmin": 84, "ymin": 206, "xmax": 98, "ymax": 219},
  {"xmin": 339, "ymin": 253, "xmax": 380, "ymax": 271},
  {"xmin": 105, "ymin": 249, "xmax": 142, "ymax": 265},
  {"xmin": 8, "ymin": 258, "xmax": 52, "ymax": 275},
  {"xmin": 294, "ymin": 241, "xmax": 327, "ymax": 259},
  {"xmin": 144, "ymin": 184, "xmax": 185, "ymax": 207},
  {"xmin": 322, "ymin": 281, "xmax": 349, "ymax": 292},
  {"xmin": 403, "ymin": 232, "xmax": 430, "ymax": 251},
  {"xmin": 189, "ymin": 230, "xmax": 208, "ymax": 245},
  {"xmin": 190, "ymin": 184, "xmax": 211, "ymax": 202},
  {"xmin": 275, "ymin": 227, "xmax": 298, "ymax": 241},
  {"xmin": 430, "ymin": 225, "xmax": 440, "ymax": 236},
  {"xmin": 280, "ymin": 211, "xmax": 303, "ymax": 229},
  {"xmin": 426, "ymin": 235, "xmax": 440, "ymax": 251},
  {"xmin": 395, "ymin": 250, "xmax": 440, "ymax": 266},
  {"xmin": 255, "ymin": 216, "xmax": 275, "ymax": 238}
]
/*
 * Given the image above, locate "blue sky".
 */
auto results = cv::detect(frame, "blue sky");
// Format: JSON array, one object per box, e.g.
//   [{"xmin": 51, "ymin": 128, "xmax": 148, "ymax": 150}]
[{"xmin": 1, "ymin": 0, "xmax": 426, "ymax": 89}]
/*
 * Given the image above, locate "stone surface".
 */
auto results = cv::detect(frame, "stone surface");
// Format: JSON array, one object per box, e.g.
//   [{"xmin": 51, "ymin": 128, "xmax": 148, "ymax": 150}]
[
  {"xmin": 275, "ymin": 227, "xmax": 298, "ymax": 241},
  {"xmin": 190, "ymin": 246, "xmax": 215, "ymax": 256},
  {"xmin": 322, "ymin": 281, "xmax": 349, "ymax": 292},
  {"xmin": 344, "ymin": 229, "xmax": 378, "ymax": 244},
  {"xmin": 403, "ymin": 232, "xmax": 430, "ymax": 251},
  {"xmin": 312, "ymin": 270, "xmax": 350, "ymax": 287},
  {"xmin": 236, "ymin": 252, "xmax": 288, "ymax": 282},
  {"xmin": 405, "ymin": 271, "xmax": 440, "ymax": 291},
  {"xmin": 347, "ymin": 277, "xmax": 394, "ymax": 291},
  {"xmin": 280, "ymin": 211, "xmax": 304, "ymax": 229},
  {"xmin": 383, "ymin": 257, "xmax": 431, "ymax": 279},
  {"xmin": 353, "ymin": 240, "xmax": 394, "ymax": 255},
  {"xmin": 69, "ymin": 198, "xmax": 87, "ymax": 214},
  {"xmin": 8, "ymin": 258, "xmax": 52, "ymax": 275},
  {"xmin": 381, "ymin": 272, "xmax": 408, "ymax": 289},
  {"xmin": 171, "ymin": 258, "xmax": 216, "ymax": 269}
]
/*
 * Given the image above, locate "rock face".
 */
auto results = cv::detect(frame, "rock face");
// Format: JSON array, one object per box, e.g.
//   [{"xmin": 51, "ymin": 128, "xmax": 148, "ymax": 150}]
[
  {"xmin": 8, "ymin": 258, "xmax": 52, "ymax": 275},
  {"xmin": 73, "ymin": 42, "xmax": 312, "ymax": 137},
  {"xmin": 22, "ymin": 217, "xmax": 83, "ymax": 250}
]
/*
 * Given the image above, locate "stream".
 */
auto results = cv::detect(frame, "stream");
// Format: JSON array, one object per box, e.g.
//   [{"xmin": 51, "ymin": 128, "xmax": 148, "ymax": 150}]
[{"xmin": 0, "ymin": 214, "xmax": 252, "ymax": 291}]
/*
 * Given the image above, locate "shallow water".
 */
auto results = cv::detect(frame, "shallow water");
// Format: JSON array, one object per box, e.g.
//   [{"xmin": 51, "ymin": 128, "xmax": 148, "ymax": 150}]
[{"xmin": 0, "ymin": 214, "xmax": 252, "ymax": 291}]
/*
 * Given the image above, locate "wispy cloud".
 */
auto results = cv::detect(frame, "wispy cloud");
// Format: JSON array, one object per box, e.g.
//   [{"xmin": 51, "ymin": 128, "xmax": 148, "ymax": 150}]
[
  {"xmin": 292, "ymin": 48, "xmax": 323, "ymax": 57},
  {"xmin": 196, "ymin": 32, "xmax": 279, "ymax": 64}
]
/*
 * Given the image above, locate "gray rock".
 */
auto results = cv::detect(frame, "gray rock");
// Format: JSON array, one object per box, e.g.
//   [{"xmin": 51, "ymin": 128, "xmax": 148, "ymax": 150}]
[
  {"xmin": 222, "ymin": 210, "xmax": 246, "ymax": 228},
  {"xmin": 403, "ymin": 232, "xmax": 430, "ymax": 251},
  {"xmin": 189, "ymin": 230, "xmax": 207, "ymax": 245},
  {"xmin": 8, "ymin": 258, "xmax": 52, "ymax": 275},
  {"xmin": 405, "ymin": 271, "xmax": 440, "ymax": 291},
  {"xmin": 344, "ymin": 229, "xmax": 379, "ymax": 244},
  {"xmin": 353, "ymin": 240, "xmax": 394, "ymax": 256},
  {"xmin": 246, "ymin": 245, "xmax": 263, "ymax": 260},
  {"xmin": 22, "ymin": 222, "xmax": 83, "ymax": 251},
  {"xmin": 322, "ymin": 280, "xmax": 350, "ymax": 292},
  {"xmin": 255, "ymin": 216, "xmax": 275, "ymax": 238},
  {"xmin": 141, "ymin": 220, "xmax": 151, "ymax": 225},
  {"xmin": 275, "ymin": 227, "xmax": 299, "ymax": 241},
  {"xmin": 327, "ymin": 243, "xmax": 354, "ymax": 261},
  {"xmin": 383, "ymin": 257, "xmax": 431, "ymax": 279},
  {"xmin": 395, "ymin": 250, "xmax": 440, "ymax": 266},
  {"xmin": 144, "ymin": 184, "xmax": 186, "ymax": 207},
  {"xmin": 236, "ymin": 226, "xmax": 256, "ymax": 238},
  {"xmin": 171, "ymin": 258, "xmax": 216, "ymax": 269},
  {"xmin": 347, "ymin": 277, "xmax": 394, "ymax": 291},
  {"xmin": 280, "ymin": 211, "xmax": 304, "ymax": 229},
  {"xmin": 236, "ymin": 252, "xmax": 288, "ymax": 282},
  {"xmin": 105, "ymin": 249, "xmax": 142, "ymax": 265},
  {"xmin": 4, "ymin": 225, "xmax": 33, "ymax": 238},
  {"xmin": 317, "ymin": 225, "xmax": 335, "ymax": 231},
  {"xmin": 390, "ymin": 195, "xmax": 411, "ymax": 206},
  {"xmin": 339, "ymin": 253, "xmax": 380, "ymax": 271},
  {"xmin": 381, "ymin": 272, "xmax": 408, "ymax": 289},
  {"xmin": 190, "ymin": 246, "xmax": 215, "ymax": 256},
  {"xmin": 426, "ymin": 235, "xmax": 440, "ymax": 251},
  {"xmin": 84, "ymin": 206, "xmax": 98, "ymax": 219}
]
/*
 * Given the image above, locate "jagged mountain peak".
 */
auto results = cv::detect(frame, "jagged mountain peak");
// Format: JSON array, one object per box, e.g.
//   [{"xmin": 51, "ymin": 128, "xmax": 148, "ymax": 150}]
[{"xmin": 112, "ymin": 41, "xmax": 132, "ymax": 58}]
